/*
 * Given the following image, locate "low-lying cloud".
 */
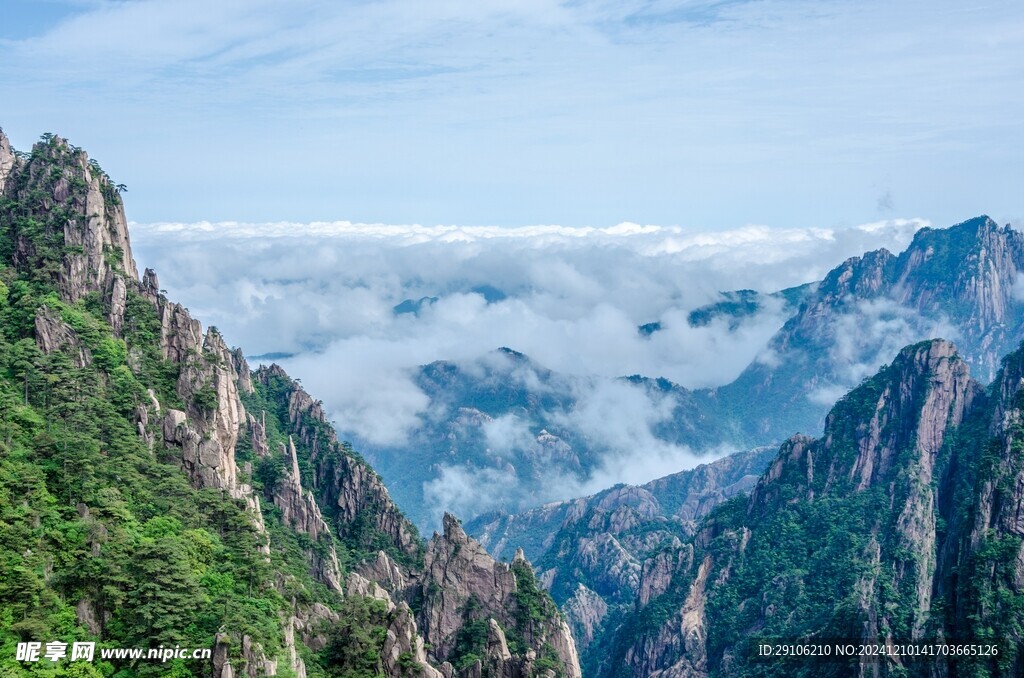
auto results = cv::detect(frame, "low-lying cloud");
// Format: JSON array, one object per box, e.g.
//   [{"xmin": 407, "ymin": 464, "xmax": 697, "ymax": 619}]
[
  {"xmin": 418, "ymin": 375, "xmax": 739, "ymax": 526},
  {"xmin": 808, "ymin": 297, "xmax": 960, "ymax": 405},
  {"xmin": 131, "ymin": 217, "xmax": 928, "ymax": 523},
  {"xmin": 133, "ymin": 217, "xmax": 926, "ymax": 446}
]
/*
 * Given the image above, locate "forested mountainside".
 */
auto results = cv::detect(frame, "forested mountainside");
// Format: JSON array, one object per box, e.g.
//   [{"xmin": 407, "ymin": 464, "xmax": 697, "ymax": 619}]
[
  {"xmin": 357, "ymin": 215, "xmax": 1024, "ymax": 533},
  {"xmin": 0, "ymin": 129, "xmax": 580, "ymax": 677},
  {"xmin": 589, "ymin": 339, "xmax": 1024, "ymax": 677}
]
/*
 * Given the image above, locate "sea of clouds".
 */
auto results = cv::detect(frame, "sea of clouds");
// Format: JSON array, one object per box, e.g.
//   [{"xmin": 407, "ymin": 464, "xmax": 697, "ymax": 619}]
[{"xmin": 131, "ymin": 218, "xmax": 928, "ymax": 522}]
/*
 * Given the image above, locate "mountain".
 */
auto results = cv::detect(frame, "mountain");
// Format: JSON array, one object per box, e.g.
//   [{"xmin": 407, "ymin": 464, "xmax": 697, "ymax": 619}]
[
  {"xmin": 592, "ymin": 338, "xmax": 1024, "ymax": 676},
  {"xmin": 359, "ymin": 348, "xmax": 737, "ymax": 529},
  {"xmin": 465, "ymin": 447, "xmax": 776, "ymax": 660},
  {"xmin": 355, "ymin": 216, "xmax": 1024, "ymax": 533},
  {"xmin": 0, "ymin": 129, "xmax": 580, "ymax": 677},
  {"xmin": 681, "ymin": 283, "xmax": 814, "ymax": 330},
  {"xmin": 717, "ymin": 215, "xmax": 1024, "ymax": 441}
]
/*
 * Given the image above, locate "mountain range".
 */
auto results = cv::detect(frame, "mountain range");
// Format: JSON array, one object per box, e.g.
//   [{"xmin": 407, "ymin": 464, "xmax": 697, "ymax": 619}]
[
  {"xmin": 4, "ymin": 126, "xmax": 1024, "ymax": 677},
  {"xmin": 355, "ymin": 215, "xmax": 1024, "ymax": 531}
]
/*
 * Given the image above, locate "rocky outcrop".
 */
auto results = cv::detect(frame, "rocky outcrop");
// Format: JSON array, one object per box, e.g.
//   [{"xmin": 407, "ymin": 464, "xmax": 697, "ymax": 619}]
[
  {"xmin": 254, "ymin": 365, "xmax": 421, "ymax": 560},
  {"xmin": 419, "ymin": 514, "xmax": 582, "ymax": 677},
  {"xmin": 231, "ymin": 347, "xmax": 254, "ymax": 394},
  {"xmin": 34, "ymin": 305, "xmax": 92, "ymax": 368},
  {"xmin": 138, "ymin": 270, "xmax": 271, "ymax": 553},
  {"xmin": 161, "ymin": 327, "xmax": 253, "ymax": 502},
  {"xmin": 0, "ymin": 128, "xmax": 15, "ymax": 194},
  {"xmin": 273, "ymin": 437, "xmax": 343, "ymax": 592},
  {"xmin": 638, "ymin": 545, "xmax": 693, "ymax": 608},
  {"xmin": 2, "ymin": 135, "xmax": 138, "ymax": 333},
  {"xmin": 624, "ymin": 555, "xmax": 712, "ymax": 678},
  {"xmin": 420, "ymin": 514, "xmax": 521, "ymax": 659},
  {"xmin": 355, "ymin": 550, "xmax": 409, "ymax": 595},
  {"xmin": 562, "ymin": 583, "xmax": 608, "ymax": 649},
  {"xmin": 212, "ymin": 632, "xmax": 278, "ymax": 678},
  {"xmin": 382, "ymin": 603, "xmax": 445, "ymax": 678},
  {"xmin": 281, "ymin": 616, "xmax": 308, "ymax": 678},
  {"xmin": 275, "ymin": 437, "xmax": 329, "ymax": 541}
]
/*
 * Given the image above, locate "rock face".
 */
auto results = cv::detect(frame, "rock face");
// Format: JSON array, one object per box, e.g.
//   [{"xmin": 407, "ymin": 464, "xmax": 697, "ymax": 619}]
[
  {"xmin": 0, "ymin": 128, "xmax": 15, "ymax": 192},
  {"xmin": 417, "ymin": 515, "xmax": 582, "ymax": 677},
  {"xmin": 268, "ymin": 434, "xmax": 344, "ymax": 592},
  {"xmin": 562, "ymin": 584, "xmax": 608, "ymax": 649},
  {"xmin": 420, "ymin": 515, "xmax": 520, "ymax": 658},
  {"xmin": 2, "ymin": 133, "xmax": 138, "ymax": 333},
  {"xmin": 383, "ymin": 603, "xmax": 445, "ymax": 678},
  {"xmin": 167, "ymin": 328, "xmax": 251, "ymax": 498},
  {"xmin": 253, "ymin": 365, "xmax": 422, "ymax": 560},
  {"xmin": 34, "ymin": 305, "xmax": 92, "ymax": 368}
]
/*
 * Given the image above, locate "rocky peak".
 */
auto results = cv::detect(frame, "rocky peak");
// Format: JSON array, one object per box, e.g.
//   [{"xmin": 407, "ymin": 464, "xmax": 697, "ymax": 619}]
[
  {"xmin": 817, "ymin": 248, "xmax": 896, "ymax": 302},
  {"xmin": 719, "ymin": 215, "xmax": 1024, "ymax": 444},
  {"xmin": 1, "ymin": 133, "xmax": 142, "ymax": 341},
  {"xmin": 0, "ymin": 128, "xmax": 15, "ymax": 193},
  {"xmin": 420, "ymin": 513, "xmax": 581, "ymax": 677},
  {"xmin": 748, "ymin": 340, "xmax": 979, "ymax": 509},
  {"xmin": 896, "ymin": 216, "xmax": 1024, "ymax": 337},
  {"xmin": 828, "ymin": 339, "xmax": 978, "ymax": 494},
  {"xmin": 24, "ymin": 135, "xmax": 136, "ymax": 286}
]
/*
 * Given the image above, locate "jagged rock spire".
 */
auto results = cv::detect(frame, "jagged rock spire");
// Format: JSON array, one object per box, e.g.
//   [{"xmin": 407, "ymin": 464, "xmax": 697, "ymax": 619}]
[{"xmin": 0, "ymin": 128, "xmax": 14, "ymax": 193}]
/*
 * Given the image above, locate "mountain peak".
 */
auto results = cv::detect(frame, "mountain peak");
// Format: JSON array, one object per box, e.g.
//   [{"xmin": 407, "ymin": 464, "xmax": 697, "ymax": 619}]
[
  {"xmin": 904, "ymin": 213, "xmax": 1005, "ymax": 253},
  {"xmin": 0, "ymin": 128, "xmax": 14, "ymax": 190}
]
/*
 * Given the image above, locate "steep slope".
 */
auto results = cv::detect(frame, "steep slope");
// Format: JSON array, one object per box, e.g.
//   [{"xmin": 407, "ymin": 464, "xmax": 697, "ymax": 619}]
[
  {"xmin": 600, "ymin": 338, "xmax": 1024, "ymax": 676},
  {"xmin": 0, "ymin": 128, "xmax": 579, "ymax": 678},
  {"xmin": 245, "ymin": 363, "xmax": 582, "ymax": 676}
]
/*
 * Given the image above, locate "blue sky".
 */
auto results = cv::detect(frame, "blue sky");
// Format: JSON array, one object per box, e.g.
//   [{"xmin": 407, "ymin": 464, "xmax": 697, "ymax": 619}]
[{"xmin": 1, "ymin": 0, "xmax": 1022, "ymax": 229}]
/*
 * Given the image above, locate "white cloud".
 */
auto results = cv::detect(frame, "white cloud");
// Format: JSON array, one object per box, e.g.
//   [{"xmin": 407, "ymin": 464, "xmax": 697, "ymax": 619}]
[
  {"xmin": 552, "ymin": 378, "xmax": 727, "ymax": 493},
  {"xmin": 483, "ymin": 414, "xmax": 536, "ymax": 457},
  {"xmin": 131, "ymin": 217, "xmax": 927, "ymax": 447},
  {"xmin": 808, "ymin": 296, "xmax": 959, "ymax": 404},
  {"xmin": 1013, "ymin": 272, "xmax": 1024, "ymax": 302},
  {"xmin": 418, "ymin": 376, "xmax": 737, "ymax": 525}
]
